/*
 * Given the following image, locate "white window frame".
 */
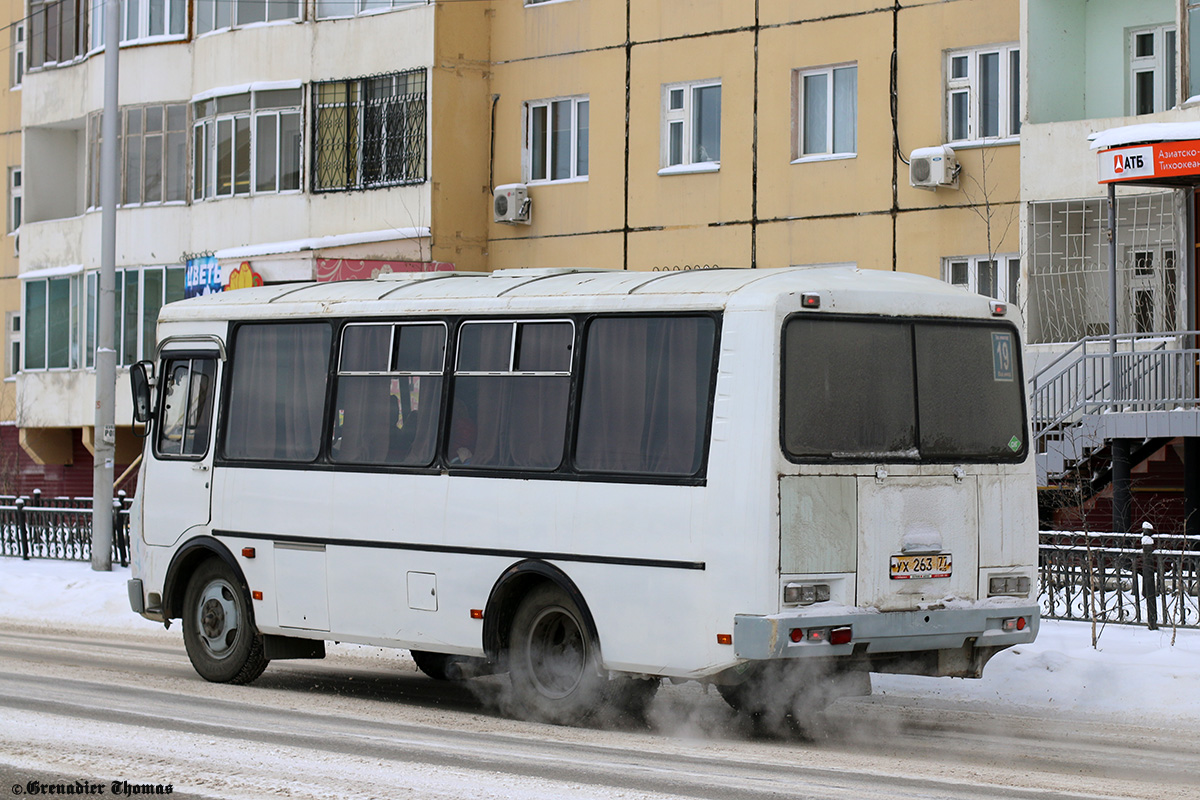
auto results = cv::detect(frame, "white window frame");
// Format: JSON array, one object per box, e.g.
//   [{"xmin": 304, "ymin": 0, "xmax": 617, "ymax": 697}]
[
  {"xmin": 794, "ymin": 63, "xmax": 857, "ymax": 161},
  {"xmin": 944, "ymin": 254, "xmax": 1020, "ymax": 304},
  {"xmin": 114, "ymin": 0, "xmax": 188, "ymax": 46},
  {"xmin": 8, "ymin": 167, "xmax": 21, "ymax": 234},
  {"xmin": 315, "ymin": 0, "xmax": 419, "ymax": 21},
  {"xmin": 11, "ymin": 22, "xmax": 24, "ymax": 89},
  {"xmin": 945, "ymin": 44, "xmax": 1020, "ymax": 144},
  {"xmin": 193, "ymin": 89, "xmax": 303, "ymax": 201},
  {"xmin": 1129, "ymin": 25, "xmax": 1177, "ymax": 116},
  {"xmin": 660, "ymin": 79, "xmax": 722, "ymax": 173},
  {"xmin": 85, "ymin": 266, "xmax": 186, "ymax": 368},
  {"xmin": 22, "ymin": 274, "xmax": 82, "ymax": 371},
  {"xmin": 4, "ymin": 311, "xmax": 20, "ymax": 379},
  {"xmin": 524, "ymin": 96, "xmax": 589, "ymax": 184}
]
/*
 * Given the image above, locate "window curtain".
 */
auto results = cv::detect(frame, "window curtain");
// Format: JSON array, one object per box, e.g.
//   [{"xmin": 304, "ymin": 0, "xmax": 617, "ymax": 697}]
[
  {"xmin": 391, "ymin": 326, "xmax": 446, "ymax": 465},
  {"xmin": 455, "ymin": 322, "xmax": 570, "ymax": 470},
  {"xmin": 576, "ymin": 317, "xmax": 716, "ymax": 475},
  {"xmin": 225, "ymin": 323, "xmax": 331, "ymax": 461}
]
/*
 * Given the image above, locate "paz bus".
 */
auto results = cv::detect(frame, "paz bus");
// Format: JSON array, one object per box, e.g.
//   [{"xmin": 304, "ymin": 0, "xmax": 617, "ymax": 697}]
[{"xmin": 126, "ymin": 266, "xmax": 1039, "ymax": 724}]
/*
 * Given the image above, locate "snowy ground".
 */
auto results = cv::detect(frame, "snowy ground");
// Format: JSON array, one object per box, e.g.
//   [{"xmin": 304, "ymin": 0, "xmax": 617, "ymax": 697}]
[{"xmin": 1, "ymin": 556, "xmax": 1198, "ymax": 731}]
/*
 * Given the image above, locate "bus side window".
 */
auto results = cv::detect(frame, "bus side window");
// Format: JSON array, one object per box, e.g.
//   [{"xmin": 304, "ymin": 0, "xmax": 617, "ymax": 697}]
[
  {"xmin": 331, "ymin": 322, "xmax": 446, "ymax": 468},
  {"xmin": 155, "ymin": 357, "xmax": 217, "ymax": 459},
  {"xmin": 450, "ymin": 320, "xmax": 572, "ymax": 470},
  {"xmin": 576, "ymin": 316, "xmax": 716, "ymax": 476}
]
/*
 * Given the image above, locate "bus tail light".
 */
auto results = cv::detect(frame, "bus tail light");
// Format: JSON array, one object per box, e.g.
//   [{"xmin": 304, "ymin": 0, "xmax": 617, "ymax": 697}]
[
  {"xmin": 787, "ymin": 626, "xmax": 852, "ymax": 645},
  {"xmin": 1001, "ymin": 616, "xmax": 1027, "ymax": 632}
]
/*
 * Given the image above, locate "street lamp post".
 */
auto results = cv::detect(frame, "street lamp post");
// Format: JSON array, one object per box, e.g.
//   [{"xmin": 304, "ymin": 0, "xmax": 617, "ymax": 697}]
[{"xmin": 92, "ymin": 0, "xmax": 120, "ymax": 571}]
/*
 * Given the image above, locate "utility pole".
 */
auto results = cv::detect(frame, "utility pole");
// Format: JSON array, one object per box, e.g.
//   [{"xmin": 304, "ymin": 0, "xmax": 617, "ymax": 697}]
[{"xmin": 92, "ymin": 0, "xmax": 120, "ymax": 571}]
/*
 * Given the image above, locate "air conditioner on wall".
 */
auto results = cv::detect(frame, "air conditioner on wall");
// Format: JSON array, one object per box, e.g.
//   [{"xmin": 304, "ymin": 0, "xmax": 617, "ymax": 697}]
[
  {"xmin": 494, "ymin": 183, "xmax": 532, "ymax": 224},
  {"xmin": 909, "ymin": 145, "xmax": 960, "ymax": 190}
]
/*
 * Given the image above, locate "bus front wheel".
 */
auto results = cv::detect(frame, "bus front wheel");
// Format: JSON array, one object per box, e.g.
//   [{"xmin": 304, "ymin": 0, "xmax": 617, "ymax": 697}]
[
  {"xmin": 181, "ymin": 558, "xmax": 269, "ymax": 684},
  {"xmin": 508, "ymin": 584, "xmax": 606, "ymax": 724}
]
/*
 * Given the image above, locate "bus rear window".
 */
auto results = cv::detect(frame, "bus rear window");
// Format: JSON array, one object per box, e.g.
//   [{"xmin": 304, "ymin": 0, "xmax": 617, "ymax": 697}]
[{"xmin": 782, "ymin": 316, "xmax": 1026, "ymax": 462}]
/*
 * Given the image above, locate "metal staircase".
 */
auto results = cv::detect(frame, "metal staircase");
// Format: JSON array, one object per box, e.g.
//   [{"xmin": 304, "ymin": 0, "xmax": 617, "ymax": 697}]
[{"xmin": 1030, "ymin": 331, "xmax": 1200, "ymax": 491}]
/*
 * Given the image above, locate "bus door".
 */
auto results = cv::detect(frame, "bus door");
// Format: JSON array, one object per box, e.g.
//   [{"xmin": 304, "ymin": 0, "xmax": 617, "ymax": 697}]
[{"xmin": 141, "ymin": 348, "xmax": 220, "ymax": 547}]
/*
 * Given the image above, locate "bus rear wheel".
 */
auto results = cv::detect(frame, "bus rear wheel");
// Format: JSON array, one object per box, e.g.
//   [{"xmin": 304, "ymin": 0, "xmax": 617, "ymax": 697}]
[
  {"xmin": 717, "ymin": 661, "xmax": 870, "ymax": 732},
  {"xmin": 508, "ymin": 584, "xmax": 606, "ymax": 724},
  {"xmin": 182, "ymin": 558, "xmax": 268, "ymax": 684}
]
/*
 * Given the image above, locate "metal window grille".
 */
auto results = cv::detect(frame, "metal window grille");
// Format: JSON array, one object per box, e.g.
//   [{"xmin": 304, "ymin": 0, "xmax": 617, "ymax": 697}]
[
  {"xmin": 311, "ymin": 70, "xmax": 427, "ymax": 193},
  {"xmin": 1026, "ymin": 191, "xmax": 1184, "ymax": 345}
]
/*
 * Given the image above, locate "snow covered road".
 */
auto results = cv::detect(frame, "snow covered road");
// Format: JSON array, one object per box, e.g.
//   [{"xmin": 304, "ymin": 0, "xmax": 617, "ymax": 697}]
[{"xmin": 1, "ymin": 559, "xmax": 1199, "ymax": 799}]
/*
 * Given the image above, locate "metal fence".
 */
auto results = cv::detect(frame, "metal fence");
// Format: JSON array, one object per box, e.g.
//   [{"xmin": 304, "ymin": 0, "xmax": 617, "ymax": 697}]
[
  {"xmin": 2, "ymin": 495, "xmax": 1197, "ymax": 631},
  {"xmin": 1040, "ymin": 531, "xmax": 1200, "ymax": 629},
  {"xmin": 0, "ymin": 490, "xmax": 132, "ymax": 566}
]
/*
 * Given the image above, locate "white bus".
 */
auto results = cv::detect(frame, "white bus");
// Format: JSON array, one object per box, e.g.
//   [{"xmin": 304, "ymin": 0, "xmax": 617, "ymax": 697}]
[{"xmin": 127, "ymin": 266, "xmax": 1039, "ymax": 724}]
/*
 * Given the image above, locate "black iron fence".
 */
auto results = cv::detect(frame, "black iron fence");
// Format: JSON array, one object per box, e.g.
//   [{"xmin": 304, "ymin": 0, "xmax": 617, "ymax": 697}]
[
  {"xmin": 1040, "ymin": 531, "xmax": 1200, "ymax": 629},
  {"xmin": 0, "ymin": 490, "xmax": 132, "ymax": 566}
]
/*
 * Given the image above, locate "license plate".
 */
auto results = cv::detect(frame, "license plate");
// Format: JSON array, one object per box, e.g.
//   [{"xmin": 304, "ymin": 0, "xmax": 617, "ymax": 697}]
[{"xmin": 890, "ymin": 552, "xmax": 952, "ymax": 580}]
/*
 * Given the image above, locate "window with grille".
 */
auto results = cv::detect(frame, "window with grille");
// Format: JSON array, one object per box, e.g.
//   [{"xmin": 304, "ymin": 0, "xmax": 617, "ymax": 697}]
[{"xmin": 311, "ymin": 70, "xmax": 428, "ymax": 193}]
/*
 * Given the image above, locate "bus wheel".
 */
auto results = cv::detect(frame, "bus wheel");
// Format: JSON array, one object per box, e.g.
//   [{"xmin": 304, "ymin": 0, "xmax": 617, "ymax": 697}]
[
  {"xmin": 182, "ymin": 559, "xmax": 268, "ymax": 685},
  {"xmin": 508, "ymin": 584, "xmax": 605, "ymax": 724},
  {"xmin": 410, "ymin": 650, "xmax": 485, "ymax": 681}
]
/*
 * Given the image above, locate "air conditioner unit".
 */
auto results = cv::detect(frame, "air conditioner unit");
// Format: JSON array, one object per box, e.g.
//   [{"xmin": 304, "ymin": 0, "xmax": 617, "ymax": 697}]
[
  {"xmin": 494, "ymin": 183, "xmax": 531, "ymax": 224},
  {"xmin": 909, "ymin": 145, "xmax": 959, "ymax": 190}
]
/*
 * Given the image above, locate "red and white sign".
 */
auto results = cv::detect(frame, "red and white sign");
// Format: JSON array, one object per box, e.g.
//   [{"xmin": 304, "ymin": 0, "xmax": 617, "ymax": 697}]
[{"xmin": 1099, "ymin": 140, "xmax": 1200, "ymax": 183}]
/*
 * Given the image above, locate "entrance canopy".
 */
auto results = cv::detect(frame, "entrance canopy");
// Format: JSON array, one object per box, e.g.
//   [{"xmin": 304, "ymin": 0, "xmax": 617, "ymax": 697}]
[{"xmin": 1091, "ymin": 122, "xmax": 1200, "ymax": 187}]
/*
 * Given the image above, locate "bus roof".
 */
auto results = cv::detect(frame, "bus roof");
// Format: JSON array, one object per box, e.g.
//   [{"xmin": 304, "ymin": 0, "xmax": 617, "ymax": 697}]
[{"xmin": 159, "ymin": 266, "xmax": 1004, "ymax": 322}]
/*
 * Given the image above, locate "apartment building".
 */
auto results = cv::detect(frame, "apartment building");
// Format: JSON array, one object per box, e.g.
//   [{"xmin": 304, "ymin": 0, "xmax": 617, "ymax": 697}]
[
  {"xmin": 486, "ymin": 0, "xmax": 1022, "ymax": 298},
  {"xmin": 10, "ymin": 0, "xmax": 1026, "ymax": 496},
  {"xmin": 1023, "ymin": 0, "xmax": 1200, "ymax": 534},
  {"xmin": 12, "ymin": 0, "xmax": 492, "ymax": 494},
  {"xmin": 1, "ymin": 0, "xmax": 23, "ymax": 493}
]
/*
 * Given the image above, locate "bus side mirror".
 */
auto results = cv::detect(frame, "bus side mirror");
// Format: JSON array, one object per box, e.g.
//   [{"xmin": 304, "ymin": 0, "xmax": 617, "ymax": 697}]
[{"xmin": 130, "ymin": 361, "xmax": 154, "ymax": 425}]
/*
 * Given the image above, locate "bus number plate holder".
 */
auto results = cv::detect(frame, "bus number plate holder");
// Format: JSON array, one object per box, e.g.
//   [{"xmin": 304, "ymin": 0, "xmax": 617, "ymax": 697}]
[{"xmin": 890, "ymin": 553, "xmax": 952, "ymax": 580}]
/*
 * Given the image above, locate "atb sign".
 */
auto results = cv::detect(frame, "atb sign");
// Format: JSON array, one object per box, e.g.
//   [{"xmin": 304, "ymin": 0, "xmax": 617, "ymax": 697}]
[{"xmin": 1098, "ymin": 140, "xmax": 1200, "ymax": 183}]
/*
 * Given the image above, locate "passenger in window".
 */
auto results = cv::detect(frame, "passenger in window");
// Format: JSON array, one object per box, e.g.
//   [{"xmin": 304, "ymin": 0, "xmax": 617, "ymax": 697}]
[
  {"xmin": 387, "ymin": 395, "xmax": 413, "ymax": 463},
  {"xmin": 159, "ymin": 364, "xmax": 190, "ymax": 449},
  {"xmin": 448, "ymin": 397, "xmax": 476, "ymax": 465}
]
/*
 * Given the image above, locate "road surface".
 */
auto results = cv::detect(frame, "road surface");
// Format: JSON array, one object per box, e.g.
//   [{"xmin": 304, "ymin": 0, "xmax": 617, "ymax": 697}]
[{"xmin": 0, "ymin": 623, "xmax": 1195, "ymax": 800}]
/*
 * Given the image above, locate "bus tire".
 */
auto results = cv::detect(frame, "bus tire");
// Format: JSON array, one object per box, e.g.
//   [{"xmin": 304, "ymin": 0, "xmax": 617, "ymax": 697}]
[
  {"xmin": 410, "ymin": 650, "xmax": 469, "ymax": 681},
  {"xmin": 508, "ymin": 583, "xmax": 606, "ymax": 724},
  {"xmin": 181, "ymin": 558, "xmax": 269, "ymax": 685}
]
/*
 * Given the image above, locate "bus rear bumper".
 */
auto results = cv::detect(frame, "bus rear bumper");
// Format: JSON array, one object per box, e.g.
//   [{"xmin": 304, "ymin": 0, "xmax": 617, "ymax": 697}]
[{"xmin": 732, "ymin": 603, "xmax": 1039, "ymax": 677}]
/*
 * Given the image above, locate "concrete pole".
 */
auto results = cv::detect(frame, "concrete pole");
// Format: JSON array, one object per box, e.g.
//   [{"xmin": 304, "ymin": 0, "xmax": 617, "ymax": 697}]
[{"xmin": 92, "ymin": 0, "xmax": 120, "ymax": 572}]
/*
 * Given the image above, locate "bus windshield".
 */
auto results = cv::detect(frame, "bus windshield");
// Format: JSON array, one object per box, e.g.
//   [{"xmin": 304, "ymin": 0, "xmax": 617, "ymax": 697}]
[{"xmin": 782, "ymin": 316, "xmax": 1027, "ymax": 462}]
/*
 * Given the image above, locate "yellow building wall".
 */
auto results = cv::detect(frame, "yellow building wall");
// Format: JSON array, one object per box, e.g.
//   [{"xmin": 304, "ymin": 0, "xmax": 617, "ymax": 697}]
[
  {"xmin": 0, "ymin": 0, "xmax": 22, "ymax": 423},
  {"xmin": 430, "ymin": 0, "xmax": 494, "ymax": 272},
  {"xmin": 485, "ymin": 0, "xmax": 1019, "ymax": 277}
]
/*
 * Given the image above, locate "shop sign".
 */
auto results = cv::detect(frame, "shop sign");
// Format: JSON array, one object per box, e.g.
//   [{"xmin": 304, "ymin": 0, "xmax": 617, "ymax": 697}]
[{"xmin": 1099, "ymin": 139, "xmax": 1200, "ymax": 183}]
